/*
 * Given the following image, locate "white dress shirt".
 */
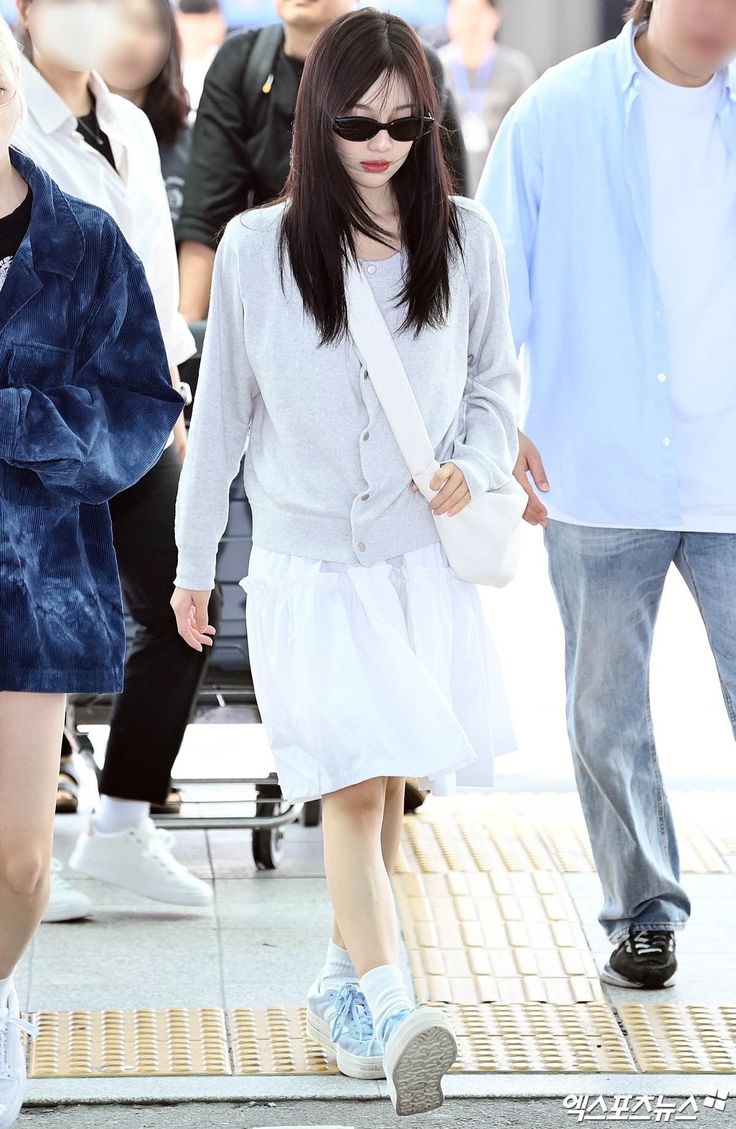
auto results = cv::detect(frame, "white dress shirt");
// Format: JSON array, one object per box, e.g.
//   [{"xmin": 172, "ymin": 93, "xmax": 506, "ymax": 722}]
[{"xmin": 13, "ymin": 57, "xmax": 194, "ymax": 374}]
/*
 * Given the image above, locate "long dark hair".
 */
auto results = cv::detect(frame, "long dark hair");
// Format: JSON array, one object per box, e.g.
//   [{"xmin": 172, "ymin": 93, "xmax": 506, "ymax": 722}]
[
  {"xmin": 140, "ymin": 0, "xmax": 190, "ymax": 146},
  {"xmin": 277, "ymin": 8, "xmax": 463, "ymax": 346},
  {"xmin": 626, "ymin": 0, "xmax": 653, "ymax": 22}
]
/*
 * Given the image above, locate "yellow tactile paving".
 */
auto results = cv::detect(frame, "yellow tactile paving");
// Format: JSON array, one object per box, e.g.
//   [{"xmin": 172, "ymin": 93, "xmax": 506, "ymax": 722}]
[
  {"xmin": 394, "ymin": 865, "xmax": 605, "ymax": 1004},
  {"xmin": 230, "ymin": 1007, "xmax": 337, "ymax": 1075},
  {"xmin": 402, "ymin": 794, "xmax": 733, "ymax": 875},
  {"xmin": 27, "ymin": 1008, "xmax": 230, "ymax": 1077},
  {"xmin": 23, "ymin": 794, "xmax": 736, "ymax": 1079},
  {"xmin": 618, "ymin": 1006, "xmax": 736, "ymax": 1073},
  {"xmin": 447, "ymin": 1003, "xmax": 637, "ymax": 1073}
]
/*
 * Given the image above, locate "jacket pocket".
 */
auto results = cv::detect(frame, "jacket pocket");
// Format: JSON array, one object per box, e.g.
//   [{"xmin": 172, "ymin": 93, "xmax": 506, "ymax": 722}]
[{"xmin": 6, "ymin": 342, "xmax": 76, "ymax": 388}]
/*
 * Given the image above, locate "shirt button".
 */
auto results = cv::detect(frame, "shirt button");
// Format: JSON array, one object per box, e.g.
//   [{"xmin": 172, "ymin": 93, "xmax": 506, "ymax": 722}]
[
  {"xmin": 366, "ymin": 264, "xmax": 377, "ymax": 275},
  {"xmin": 363, "ymin": 369, "xmax": 369, "ymax": 380},
  {"xmin": 657, "ymin": 372, "xmax": 667, "ymax": 383},
  {"xmin": 362, "ymin": 431, "xmax": 370, "ymax": 441},
  {"xmin": 357, "ymin": 542, "xmax": 366, "ymax": 552},
  {"xmin": 361, "ymin": 492, "xmax": 370, "ymax": 501},
  {"xmin": 662, "ymin": 436, "xmax": 671, "ymax": 447}
]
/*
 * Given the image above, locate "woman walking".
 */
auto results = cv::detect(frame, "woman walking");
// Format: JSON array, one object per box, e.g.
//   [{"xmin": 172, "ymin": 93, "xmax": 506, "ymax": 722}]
[
  {"xmin": 0, "ymin": 21, "xmax": 184, "ymax": 1127},
  {"xmin": 173, "ymin": 9, "xmax": 520, "ymax": 1116}
]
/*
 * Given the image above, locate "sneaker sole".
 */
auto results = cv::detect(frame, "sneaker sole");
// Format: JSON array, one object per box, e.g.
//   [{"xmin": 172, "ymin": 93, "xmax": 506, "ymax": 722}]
[
  {"xmin": 384, "ymin": 1008, "xmax": 458, "ymax": 1116},
  {"xmin": 68, "ymin": 854, "xmax": 212, "ymax": 907},
  {"xmin": 42, "ymin": 900, "xmax": 93, "ymax": 923},
  {"xmin": 601, "ymin": 963, "xmax": 677, "ymax": 990},
  {"xmin": 305, "ymin": 1012, "xmax": 385, "ymax": 1080}
]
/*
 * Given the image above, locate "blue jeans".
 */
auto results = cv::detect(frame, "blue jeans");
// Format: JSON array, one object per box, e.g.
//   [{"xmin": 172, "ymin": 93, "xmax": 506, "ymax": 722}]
[{"xmin": 544, "ymin": 521, "xmax": 736, "ymax": 944}]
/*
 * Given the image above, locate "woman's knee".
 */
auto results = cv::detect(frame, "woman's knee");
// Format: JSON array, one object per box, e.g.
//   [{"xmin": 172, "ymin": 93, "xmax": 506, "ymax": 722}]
[
  {"xmin": 0, "ymin": 847, "xmax": 51, "ymax": 899},
  {"xmin": 323, "ymin": 776, "xmax": 388, "ymax": 821}
]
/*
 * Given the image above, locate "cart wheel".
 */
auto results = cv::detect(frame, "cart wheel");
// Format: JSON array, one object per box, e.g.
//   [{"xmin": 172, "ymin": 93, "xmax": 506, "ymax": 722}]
[
  {"xmin": 252, "ymin": 826, "xmax": 285, "ymax": 870},
  {"xmin": 302, "ymin": 799, "xmax": 322, "ymax": 827}
]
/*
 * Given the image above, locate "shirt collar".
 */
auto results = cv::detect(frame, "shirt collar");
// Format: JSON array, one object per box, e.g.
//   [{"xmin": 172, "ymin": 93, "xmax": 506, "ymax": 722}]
[
  {"xmin": 614, "ymin": 15, "xmax": 736, "ymax": 104},
  {"xmin": 19, "ymin": 55, "xmax": 127, "ymax": 140}
]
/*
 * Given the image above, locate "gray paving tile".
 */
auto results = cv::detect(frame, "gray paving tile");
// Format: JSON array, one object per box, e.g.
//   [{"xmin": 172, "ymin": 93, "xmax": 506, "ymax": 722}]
[{"xmin": 29, "ymin": 912, "xmax": 222, "ymax": 1011}]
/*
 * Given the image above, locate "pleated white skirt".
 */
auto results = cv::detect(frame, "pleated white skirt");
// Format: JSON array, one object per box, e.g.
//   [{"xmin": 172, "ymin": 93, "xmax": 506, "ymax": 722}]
[{"xmin": 239, "ymin": 538, "xmax": 515, "ymax": 804}]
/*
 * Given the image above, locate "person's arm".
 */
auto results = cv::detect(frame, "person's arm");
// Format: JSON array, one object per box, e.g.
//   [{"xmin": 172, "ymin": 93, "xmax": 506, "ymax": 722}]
[
  {"xmin": 475, "ymin": 92, "xmax": 542, "ymax": 354},
  {"xmin": 179, "ymin": 242, "xmax": 216, "ymax": 323},
  {"xmin": 447, "ymin": 209, "xmax": 521, "ymax": 500},
  {"xmin": 476, "ymin": 97, "xmax": 548, "ymax": 522},
  {"xmin": 132, "ymin": 111, "xmax": 196, "ymax": 367},
  {"xmin": 0, "ymin": 229, "xmax": 183, "ymax": 505},
  {"xmin": 177, "ymin": 33, "xmax": 256, "ymax": 320},
  {"xmin": 173, "ymin": 220, "xmax": 259, "ymax": 592}
]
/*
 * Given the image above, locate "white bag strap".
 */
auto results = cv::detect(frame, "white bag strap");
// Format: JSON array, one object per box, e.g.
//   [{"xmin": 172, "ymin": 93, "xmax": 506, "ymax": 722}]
[{"xmin": 345, "ymin": 261, "xmax": 438, "ymax": 480}]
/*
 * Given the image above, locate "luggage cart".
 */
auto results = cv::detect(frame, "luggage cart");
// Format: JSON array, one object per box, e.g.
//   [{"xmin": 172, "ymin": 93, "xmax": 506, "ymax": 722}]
[{"xmin": 65, "ymin": 322, "xmax": 321, "ymax": 869}]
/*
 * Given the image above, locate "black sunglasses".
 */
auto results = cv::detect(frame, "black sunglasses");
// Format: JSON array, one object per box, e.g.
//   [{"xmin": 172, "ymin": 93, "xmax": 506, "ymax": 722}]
[{"xmin": 332, "ymin": 114, "xmax": 435, "ymax": 143}]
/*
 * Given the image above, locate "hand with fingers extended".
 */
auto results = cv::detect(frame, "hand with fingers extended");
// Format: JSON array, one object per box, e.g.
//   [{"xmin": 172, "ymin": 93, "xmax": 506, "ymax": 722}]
[
  {"xmin": 170, "ymin": 587, "xmax": 217, "ymax": 651},
  {"xmin": 513, "ymin": 430, "xmax": 550, "ymax": 526},
  {"xmin": 409, "ymin": 461, "xmax": 471, "ymax": 516}
]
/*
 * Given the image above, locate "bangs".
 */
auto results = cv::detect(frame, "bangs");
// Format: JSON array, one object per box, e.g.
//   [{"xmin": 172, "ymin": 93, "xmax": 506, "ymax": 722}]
[{"xmin": 338, "ymin": 63, "xmax": 425, "ymax": 118}]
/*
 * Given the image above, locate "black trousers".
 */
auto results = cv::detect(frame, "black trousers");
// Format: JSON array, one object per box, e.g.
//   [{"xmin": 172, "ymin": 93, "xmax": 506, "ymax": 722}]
[{"xmin": 62, "ymin": 444, "xmax": 222, "ymax": 805}]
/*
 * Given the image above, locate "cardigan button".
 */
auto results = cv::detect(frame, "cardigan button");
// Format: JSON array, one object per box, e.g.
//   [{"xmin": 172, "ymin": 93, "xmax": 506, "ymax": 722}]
[
  {"xmin": 357, "ymin": 542, "xmax": 366, "ymax": 552},
  {"xmin": 362, "ymin": 431, "xmax": 370, "ymax": 441},
  {"xmin": 361, "ymin": 492, "xmax": 370, "ymax": 501},
  {"xmin": 363, "ymin": 369, "xmax": 369, "ymax": 379}
]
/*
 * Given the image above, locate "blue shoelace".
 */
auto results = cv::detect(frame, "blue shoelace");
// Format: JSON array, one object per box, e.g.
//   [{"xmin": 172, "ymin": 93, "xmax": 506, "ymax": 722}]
[
  {"xmin": 378, "ymin": 1005, "xmax": 414, "ymax": 1049},
  {"xmin": 329, "ymin": 983, "xmax": 374, "ymax": 1045}
]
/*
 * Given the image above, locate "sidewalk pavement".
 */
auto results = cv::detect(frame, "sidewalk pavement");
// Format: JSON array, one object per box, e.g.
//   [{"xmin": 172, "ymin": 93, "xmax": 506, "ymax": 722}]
[{"xmin": 13, "ymin": 728, "xmax": 736, "ymax": 1126}]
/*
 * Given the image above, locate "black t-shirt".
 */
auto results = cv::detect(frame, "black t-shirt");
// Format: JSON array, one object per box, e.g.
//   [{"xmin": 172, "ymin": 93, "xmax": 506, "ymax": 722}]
[
  {"xmin": 159, "ymin": 123, "xmax": 194, "ymax": 230},
  {"xmin": 0, "ymin": 188, "xmax": 33, "ymax": 292},
  {"xmin": 76, "ymin": 94, "xmax": 117, "ymax": 170}
]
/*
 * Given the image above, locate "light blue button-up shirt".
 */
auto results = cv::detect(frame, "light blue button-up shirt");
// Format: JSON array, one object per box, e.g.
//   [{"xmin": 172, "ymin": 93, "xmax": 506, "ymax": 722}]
[{"xmin": 476, "ymin": 21, "xmax": 736, "ymax": 529}]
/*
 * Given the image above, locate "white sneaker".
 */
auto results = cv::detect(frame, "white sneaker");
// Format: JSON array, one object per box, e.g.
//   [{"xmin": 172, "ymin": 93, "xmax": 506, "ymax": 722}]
[
  {"xmin": 380, "ymin": 1005, "xmax": 458, "ymax": 1116},
  {"xmin": 42, "ymin": 858, "xmax": 93, "ymax": 923},
  {"xmin": 0, "ymin": 981, "xmax": 39, "ymax": 1129},
  {"xmin": 68, "ymin": 817, "xmax": 213, "ymax": 906}
]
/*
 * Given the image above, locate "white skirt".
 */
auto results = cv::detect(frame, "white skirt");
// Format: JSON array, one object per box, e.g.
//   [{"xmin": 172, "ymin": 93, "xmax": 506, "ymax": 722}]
[{"xmin": 239, "ymin": 539, "xmax": 515, "ymax": 804}]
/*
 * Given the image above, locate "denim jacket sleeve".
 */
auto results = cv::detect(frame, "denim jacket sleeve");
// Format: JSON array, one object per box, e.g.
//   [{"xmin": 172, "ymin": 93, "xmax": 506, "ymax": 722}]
[
  {"xmin": 0, "ymin": 229, "xmax": 184, "ymax": 505},
  {"xmin": 448, "ymin": 205, "xmax": 521, "ymax": 500}
]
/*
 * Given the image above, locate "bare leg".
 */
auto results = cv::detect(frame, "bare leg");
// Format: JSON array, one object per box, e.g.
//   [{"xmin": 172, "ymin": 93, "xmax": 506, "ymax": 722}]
[
  {"xmin": 323, "ymin": 776, "xmax": 406, "ymax": 976},
  {"xmin": 0, "ymin": 692, "xmax": 67, "ymax": 977},
  {"xmin": 330, "ymin": 776, "xmax": 406, "ymax": 950}
]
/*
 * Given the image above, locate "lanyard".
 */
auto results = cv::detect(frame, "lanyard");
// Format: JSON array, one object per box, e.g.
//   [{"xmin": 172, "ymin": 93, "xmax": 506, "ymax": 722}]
[{"xmin": 450, "ymin": 46, "xmax": 497, "ymax": 119}]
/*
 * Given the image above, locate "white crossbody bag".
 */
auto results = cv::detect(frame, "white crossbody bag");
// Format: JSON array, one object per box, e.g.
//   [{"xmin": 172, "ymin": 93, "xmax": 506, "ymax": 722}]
[{"xmin": 346, "ymin": 261, "xmax": 527, "ymax": 588}]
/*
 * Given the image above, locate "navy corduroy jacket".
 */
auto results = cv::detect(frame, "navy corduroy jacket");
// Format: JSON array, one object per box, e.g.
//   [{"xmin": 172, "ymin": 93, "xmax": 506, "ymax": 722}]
[{"xmin": 0, "ymin": 147, "xmax": 184, "ymax": 693}]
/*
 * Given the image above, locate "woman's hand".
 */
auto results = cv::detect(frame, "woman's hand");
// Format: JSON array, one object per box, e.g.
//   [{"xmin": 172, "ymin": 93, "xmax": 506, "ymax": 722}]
[
  {"xmin": 513, "ymin": 430, "xmax": 550, "ymax": 526},
  {"xmin": 171, "ymin": 587, "xmax": 217, "ymax": 651},
  {"xmin": 410, "ymin": 462, "xmax": 470, "ymax": 517}
]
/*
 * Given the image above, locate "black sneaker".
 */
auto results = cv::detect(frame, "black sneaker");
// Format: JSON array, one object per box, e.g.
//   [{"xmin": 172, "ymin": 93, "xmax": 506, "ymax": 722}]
[{"xmin": 602, "ymin": 927, "xmax": 677, "ymax": 989}]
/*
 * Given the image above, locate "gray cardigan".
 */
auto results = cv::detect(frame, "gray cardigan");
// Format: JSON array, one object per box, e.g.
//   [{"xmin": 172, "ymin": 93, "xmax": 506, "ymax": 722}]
[{"xmin": 174, "ymin": 196, "xmax": 520, "ymax": 590}]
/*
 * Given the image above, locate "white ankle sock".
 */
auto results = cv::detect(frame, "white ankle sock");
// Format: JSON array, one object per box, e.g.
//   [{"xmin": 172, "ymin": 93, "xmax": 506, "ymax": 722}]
[
  {"xmin": 320, "ymin": 940, "xmax": 357, "ymax": 987},
  {"xmin": 93, "ymin": 795, "xmax": 150, "ymax": 834},
  {"xmin": 359, "ymin": 964, "xmax": 414, "ymax": 1043},
  {"xmin": 0, "ymin": 973, "xmax": 14, "ymax": 1008}
]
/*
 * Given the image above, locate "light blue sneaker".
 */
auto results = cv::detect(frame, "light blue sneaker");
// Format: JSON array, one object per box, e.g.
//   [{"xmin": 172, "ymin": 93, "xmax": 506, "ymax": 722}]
[
  {"xmin": 379, "ymin": 1004, "xmax": 458, "ymax": 1116},
  {"xmin": 306, "ymin": 979, "xmax": 384, "ymax": 1079}
]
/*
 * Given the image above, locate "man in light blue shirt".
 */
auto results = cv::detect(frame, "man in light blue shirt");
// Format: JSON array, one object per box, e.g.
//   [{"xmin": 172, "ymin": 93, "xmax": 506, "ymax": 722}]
[{"xmin": 477, "ymin": 0, "xmax": 736, "ymax": 991}]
